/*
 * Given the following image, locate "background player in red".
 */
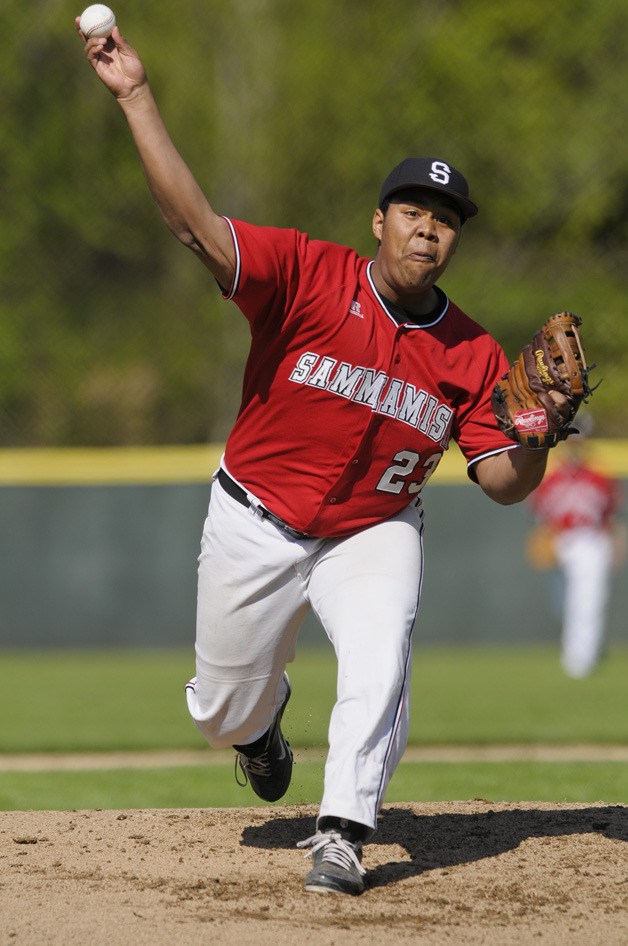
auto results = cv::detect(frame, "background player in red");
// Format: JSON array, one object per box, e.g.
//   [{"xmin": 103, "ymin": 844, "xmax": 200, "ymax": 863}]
[
  {"xmin": 528, "ymin": 416, "xmax": 624, "ymax": 678},
  {"xmin": 79, "ymin": 21, "xmax": 564, "ymax": 895}
]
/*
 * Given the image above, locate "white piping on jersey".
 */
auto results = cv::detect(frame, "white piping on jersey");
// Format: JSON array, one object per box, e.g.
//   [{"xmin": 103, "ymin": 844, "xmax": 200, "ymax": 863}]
[
  {"xmin": 222, "ymin": 217, "xmax": 241, "ymax": 301},
  {"xmin": 366, "ymin": 260, "xmax": 450, "ymax": 329},
  {"xmin": 467, "ymin": 442, "xmax": 519, "ymax": 471}
]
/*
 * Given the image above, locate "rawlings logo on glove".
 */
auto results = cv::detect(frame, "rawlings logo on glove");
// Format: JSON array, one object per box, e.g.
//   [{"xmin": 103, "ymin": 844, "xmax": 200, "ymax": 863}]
[
  {"xmin": 534, "ymin": 350, "xmax": 554, "ymax": 387},
  {"xmin": 514, "ymin": 409, "xmax": 549, "ymax": 433},
  {"xmin": 492, "ymin": 312, "xmax": 598, "ymax": 450}
]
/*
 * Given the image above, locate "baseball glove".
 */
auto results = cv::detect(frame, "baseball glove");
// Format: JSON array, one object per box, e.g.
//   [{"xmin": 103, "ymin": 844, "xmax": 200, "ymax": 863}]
[{"xmin": 492, "ymin": 311, "xmax": 595, "ymax": 449}]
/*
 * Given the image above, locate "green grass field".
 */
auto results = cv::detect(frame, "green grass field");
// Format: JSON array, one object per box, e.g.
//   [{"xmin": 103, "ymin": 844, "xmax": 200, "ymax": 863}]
[{"xmin": 1, "ymin": 644, "xmax": 626, "ymax": 810}]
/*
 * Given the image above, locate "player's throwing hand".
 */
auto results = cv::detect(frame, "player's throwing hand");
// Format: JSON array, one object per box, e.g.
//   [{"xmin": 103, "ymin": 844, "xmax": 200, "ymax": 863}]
[{"xmin": 76, "ymin": 20, "xmax": 146, "ymax": 100}]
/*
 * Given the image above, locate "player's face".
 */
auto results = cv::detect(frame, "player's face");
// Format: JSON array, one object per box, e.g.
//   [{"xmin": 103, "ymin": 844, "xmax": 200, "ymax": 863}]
[{"xmin": 371, "ymin": 189, "xmax": 462, "ymax": 309}]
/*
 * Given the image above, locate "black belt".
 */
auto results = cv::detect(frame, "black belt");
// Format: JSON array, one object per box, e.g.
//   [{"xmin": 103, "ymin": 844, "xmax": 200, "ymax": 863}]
[{"xmin": 216, "ymin": 468, "xmax": 312, "ymax": 540}]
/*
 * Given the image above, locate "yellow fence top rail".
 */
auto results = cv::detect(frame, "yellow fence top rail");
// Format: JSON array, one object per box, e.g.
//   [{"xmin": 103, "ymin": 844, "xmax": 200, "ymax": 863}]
[
  {"xmin": 0, "ymin": 445, "xmax": 224, "ymax": 486},
  {"xmin": 0, "ymin": 440, "xmax": 627, "ymax": 487}
]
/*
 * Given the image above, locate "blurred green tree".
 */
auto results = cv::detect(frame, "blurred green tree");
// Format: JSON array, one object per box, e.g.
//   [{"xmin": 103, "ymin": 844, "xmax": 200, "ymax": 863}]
[{"xmin": 0, "ymin": 0, "xmax": 625, "ymax": 445}]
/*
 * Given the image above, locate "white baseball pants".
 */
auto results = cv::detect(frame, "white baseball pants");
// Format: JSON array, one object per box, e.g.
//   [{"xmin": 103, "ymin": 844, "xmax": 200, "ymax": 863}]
[
  {"xmin": 185, "ymin": 471, "xmax": 425, "ymax": 831},
  {"xmin": 555, "ymin": 528, "xmax": 613, "ymax": 678}
]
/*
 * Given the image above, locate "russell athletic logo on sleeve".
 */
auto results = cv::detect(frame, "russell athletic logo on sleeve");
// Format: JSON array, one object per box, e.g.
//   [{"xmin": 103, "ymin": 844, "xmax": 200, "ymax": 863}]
[{"xmin": 289, "ymin": 351, "xmax": 453, "ymax": 446}]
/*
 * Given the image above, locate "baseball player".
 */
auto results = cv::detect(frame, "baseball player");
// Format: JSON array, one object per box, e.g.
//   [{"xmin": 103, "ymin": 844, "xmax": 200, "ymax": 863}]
[
  {"xmin": 529, "ymin": 423, "xmax": 623, "ymax": 678},
  {"xmin": 79, "ymin": 22, "xmax": 566, "ymax": 896}
]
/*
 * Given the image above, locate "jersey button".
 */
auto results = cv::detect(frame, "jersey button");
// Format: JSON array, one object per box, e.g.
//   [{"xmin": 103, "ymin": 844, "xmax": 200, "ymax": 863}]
[
  {"xmin": 351, "ymin": 459, "xmax": 359, "ymax": 465},
  {"xmin": 329, "ymin": 497, "xmax": 337, "ymax": 504}
]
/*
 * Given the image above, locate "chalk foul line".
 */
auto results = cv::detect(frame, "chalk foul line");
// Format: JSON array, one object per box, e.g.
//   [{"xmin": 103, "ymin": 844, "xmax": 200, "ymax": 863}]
[{"xmin": 1, "ymin": 744, "xmax": 628, "ymax": 772}]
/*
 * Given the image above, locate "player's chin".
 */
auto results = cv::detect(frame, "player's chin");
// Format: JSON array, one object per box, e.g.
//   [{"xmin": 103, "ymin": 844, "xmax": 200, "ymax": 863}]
[{"xmin": 401, "ymin": 266, "xmax": 438, "ymax": 292}]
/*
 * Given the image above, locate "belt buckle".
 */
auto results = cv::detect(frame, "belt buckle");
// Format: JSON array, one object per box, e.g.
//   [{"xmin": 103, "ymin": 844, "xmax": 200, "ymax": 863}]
[
  {"xmin": 282, "ymin": 520, "xmax": 310, "ymax": 541},
  {"xmin": 265, "ymin": 508, "xmax": 309, "ymax": 540},
  {"xmin": 281, "ymin": 522, "xmax": 300, "ymax": 539}
]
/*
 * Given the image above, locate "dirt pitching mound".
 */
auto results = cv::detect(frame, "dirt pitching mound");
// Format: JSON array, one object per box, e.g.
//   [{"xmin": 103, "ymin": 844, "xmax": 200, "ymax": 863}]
[{"xmin": 2, "ymin": 801, "xmax": 627, "ymax": 945}]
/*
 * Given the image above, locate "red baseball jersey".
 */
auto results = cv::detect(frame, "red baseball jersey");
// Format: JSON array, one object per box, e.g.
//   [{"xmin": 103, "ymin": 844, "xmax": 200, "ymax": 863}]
[
  {"xmin": 531, "ymin": 459, "xmax": 620, "ymax": 532},
  {"xmin": 221, "ymin": 219, "xmax": 515, "ymax": 537}
]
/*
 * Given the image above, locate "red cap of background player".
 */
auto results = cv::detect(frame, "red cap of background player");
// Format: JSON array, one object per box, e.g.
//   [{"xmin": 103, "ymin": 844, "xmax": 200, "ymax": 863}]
[{"xmin": 378, "ymin": 157, "xmax": 478, "ymax": 221}]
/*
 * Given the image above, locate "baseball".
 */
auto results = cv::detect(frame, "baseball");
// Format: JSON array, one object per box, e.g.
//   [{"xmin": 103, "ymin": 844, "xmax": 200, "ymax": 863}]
[{"xmin": 79, "ymin": 4, "xmax": 116, "ymax": 39}]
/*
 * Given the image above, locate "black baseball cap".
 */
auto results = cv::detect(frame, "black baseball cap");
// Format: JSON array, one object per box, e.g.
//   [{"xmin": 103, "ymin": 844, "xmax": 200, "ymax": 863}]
[{"xmin": 378, "ymin": 157, "xmax": 478, "ymax": 221}]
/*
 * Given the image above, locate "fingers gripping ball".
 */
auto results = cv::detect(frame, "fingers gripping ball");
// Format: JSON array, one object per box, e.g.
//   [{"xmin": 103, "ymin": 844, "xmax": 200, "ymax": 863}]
[
  {"xmin": 492, "ymin": 312, "xmax": 597, "ymax": 449},
  {"xmin": 80, "ymin": 4, "xmax": 116, "ymax": 39}
]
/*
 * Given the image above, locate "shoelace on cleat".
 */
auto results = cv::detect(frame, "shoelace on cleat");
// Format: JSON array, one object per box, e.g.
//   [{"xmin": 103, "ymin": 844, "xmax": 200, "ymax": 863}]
[
  {"xmin": 297, "ymin": 831, "xmax": 366, "ymax": 876},
  {"xmin": 234, "ymin": 750, "xmax": 271, "ymax": 787}
]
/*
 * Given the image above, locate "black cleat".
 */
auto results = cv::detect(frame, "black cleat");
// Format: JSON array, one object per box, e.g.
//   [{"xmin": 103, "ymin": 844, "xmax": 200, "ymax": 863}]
[
  {"xmin": 298, "ymin": 830, "xmax": 366, "ymax": 896},
  {"xmin": 233, "ymin": 674, "xmax": 293, "ymax": 802}
]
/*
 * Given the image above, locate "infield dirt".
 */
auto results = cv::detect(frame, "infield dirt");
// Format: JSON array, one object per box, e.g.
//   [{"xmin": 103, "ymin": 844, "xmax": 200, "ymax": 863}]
[{"xmin": 2, "ymin": 800, "xmax": 627, "ymax": 945}]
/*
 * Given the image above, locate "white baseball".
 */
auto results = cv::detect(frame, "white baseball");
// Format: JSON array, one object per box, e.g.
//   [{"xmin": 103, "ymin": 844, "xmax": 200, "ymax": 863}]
[{"xmin": 79, "ymin": 4, "xmax": 116, "ymax": 39}]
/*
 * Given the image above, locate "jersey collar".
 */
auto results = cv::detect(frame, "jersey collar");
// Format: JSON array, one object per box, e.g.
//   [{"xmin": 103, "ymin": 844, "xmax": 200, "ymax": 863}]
[{"xmin": 366, "ymin": 260, "xmax": 450, "ymax": 329}]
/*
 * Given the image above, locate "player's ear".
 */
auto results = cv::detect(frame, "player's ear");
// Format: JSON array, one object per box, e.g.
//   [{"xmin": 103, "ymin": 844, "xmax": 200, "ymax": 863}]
[{"xmin": 372, "ymin": 208, "xmax": 384, "ymax": 242}]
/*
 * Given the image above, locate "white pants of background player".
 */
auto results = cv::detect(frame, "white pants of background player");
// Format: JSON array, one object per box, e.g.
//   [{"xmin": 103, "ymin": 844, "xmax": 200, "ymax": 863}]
[
  {"xmin": 185, "ymin": 471, "xmax": 424, "ymax": 833},
  {"xmin": 555, "ymin": 527, "xmax": 613, "ymax": 679}
]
